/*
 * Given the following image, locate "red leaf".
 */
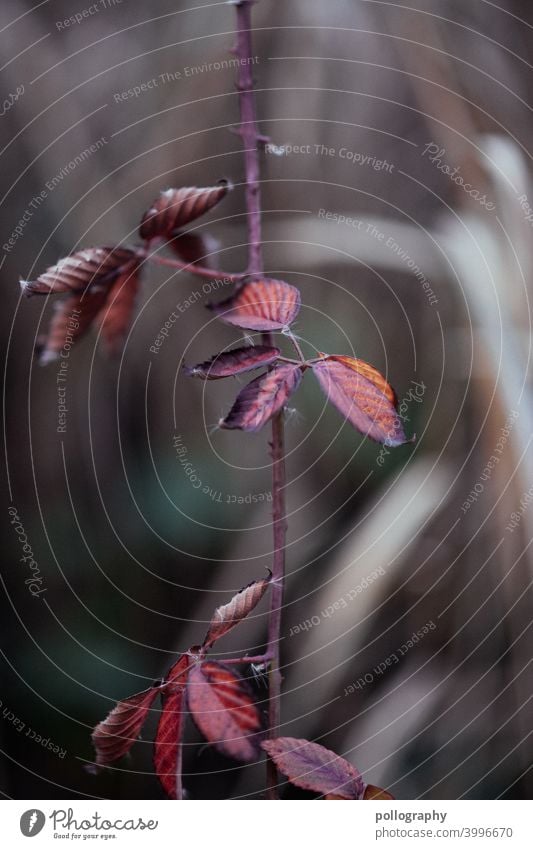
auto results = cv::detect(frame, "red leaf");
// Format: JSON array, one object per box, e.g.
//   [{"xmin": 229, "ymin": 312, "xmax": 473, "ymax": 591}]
[
  {"xmin": 154, "ymin": 689, "xmax": 188, "ymax": 799},
  {"xmin": 312, "ymin": 355, "xmax": 411, "ymax": 445},
  {"xmin": 202, "ymin": 574, "xmax": 271, "ymax": 649},
  {"xmin": 92, "ymin": 687, "xmax": 159, "ymax": 766},
  {"xmin": 37, "ymin": 288, "xmax": 109, "ymax": 365},
  {"xmin": 208, "ymin": 278, "xmax": 301, "ymax": 331},
  {"xmin": 220, "ymin": 363, "xmax": 302, "ymax": 432},
  {"xmin": 165, "ymin": 653, "xmax": 191, "ymax": 691},
  {"xmin": 21, "ymin": 247, "xmax": 137, "ymax": 297},
  {"xmin": 139, "ymin": 182, "xmax": 230, "ymax": 241},
  {"xmin": 364, "ymin": 784, "xmax": 395, "ymax": 800},
  {"xmin": 261, "ymin": 737, "xmax": 365, "ymax": 799},
  {"xmin": 168, "ymin": 231, "xmax": 219, "ymax": 266},
  {"xmin": 98, "ymin": 265, "xmax": 140, "ymax": 355},
  {"xmin": 154, "ymin": 653, "xmax": 190, "ymax": 799},
  {"xmin": 187, "ymin": 661, "xmax": 264, "ymax": 762},
  {"xmin": 186, "ymin": 346, "xmax": 281, "ymax": 380}
]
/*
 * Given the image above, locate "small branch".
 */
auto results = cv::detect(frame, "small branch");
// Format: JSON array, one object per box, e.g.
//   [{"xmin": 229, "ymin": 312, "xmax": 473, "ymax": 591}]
[
  {"xmin": 222, "ymin": 653, "xmax": 273, "ymax": 666},
  {"xmin": 285, "ymin": 330, "xmax": 306, "ymax": 362},
  {"xmin": 265, "ymin": 413, "xmax": 286, "ymax": 797},
  {"xmin": 234, "ymin": 0, "xmax": 263, "ymax": 277},
  {"xmin": 136, "ymin": 249, "xmax": 245, "ymax": 283},
  {"xmin": 233, "ymin": 0, "xmax": 286, "ymax": 800}
]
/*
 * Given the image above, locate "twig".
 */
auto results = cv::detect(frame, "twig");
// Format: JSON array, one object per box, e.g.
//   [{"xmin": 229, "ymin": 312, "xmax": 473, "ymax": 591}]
[
  {"xmin": 136, "ymin": 249, "xmax": 245, "ymax": 282},
  {"xmin": 233, "ymin": 0, "xmax": 286, "ymax": 800}
]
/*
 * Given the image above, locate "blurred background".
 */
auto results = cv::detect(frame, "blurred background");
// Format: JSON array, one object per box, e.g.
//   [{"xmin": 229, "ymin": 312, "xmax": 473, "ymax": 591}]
[{"xmin": 1, "ymin": 0, "xmax": 532, "ymax": 800}]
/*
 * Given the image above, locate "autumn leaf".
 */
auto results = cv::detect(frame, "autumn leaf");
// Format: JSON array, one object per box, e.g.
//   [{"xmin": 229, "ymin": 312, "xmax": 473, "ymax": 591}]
[
  {"xmin": 139, "ymin": 182, "xmax": 230, "ymax": 241},
  {"xmin": 165, "ymin": 653, "xmax": 191, "ymax": 691},
  {"xmin": 97, "ymin": 265, "xmax": 141, "ymax": 355},
  {"xmin": 261, "ymin": 737, "xmax": 366, "ymax": 799},
  {"xmin": 364, "ymin": 784, "xmax": 395, "ymax": 800},
  {"xmin": 312, "ymin": 355, "xmax": 411, "ymax": 445},
  {"xmin": 208, "ymin": 278, "xmax": 301, "ymax": 331},
  {"xmin": 37, "ymin": 288, "xmax": 109, "ymax": 365},
  {"xmin": 185, "ymin": 346, "xmax": 281, "ymax": 380},
  {"xmin": 168, "ymin": 231, "xmax": 219, "ymax": 267},
  {"xmin": 92, "ymin": 687, "xmax": 159, "ymax": 766},
  {"xmin": 187, "ymin": 661, "xmax": 264, "ymax": 762},
  {"xmin": 202, "ymin": 574, "xmax": 271, "ymax": 649},
  {"xmin": 154, "ymin": 689, "xmax": 188, "ymax": 800},
  {"xmin": 220, "ymin": 363, "xmax": 302, "ymax": 432},
  {"xmin": 21, "ymin": 247, "xmax": 137, "ymax": 297}
]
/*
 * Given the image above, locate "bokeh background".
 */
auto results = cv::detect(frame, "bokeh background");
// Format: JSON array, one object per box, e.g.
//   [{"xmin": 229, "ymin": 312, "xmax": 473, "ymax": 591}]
[{"xmin": 1, "ymin": 0, "xmax": 532, "ymax": 799}]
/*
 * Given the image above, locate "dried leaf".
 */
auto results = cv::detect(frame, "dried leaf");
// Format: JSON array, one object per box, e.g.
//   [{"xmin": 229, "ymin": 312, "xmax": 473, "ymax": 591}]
[
  {"xmin": 98, "ymin": 265, "xmax": 140, "ymax": 355},
  {"xmin": 220, "ymin": 363, "xmax": 302, "ymax": 432},
  {"xmin": 364, "ymin": 784, "xmax": 395, "ymax": 800},
  {"xmin": 169, "ymin": 231, "xmax": 219, "ymax": 266},
  {"xmin": 187, "ymin": 661, "xmax": 264, "ymax": 762},
  {"xmin": 312, "ymin": 355, "xmax": 411, "ymax": 445},
  {"xmin": 186, "ymin": 346, "xmax": 281, "ymax": 380},
  {"xmin": 154, "ymin": 689, "xmax": 187, "ymax": 799},
  {"xmin": 21, "ymin": 247, "xmax": 137, "ymax": 297},
  {"xmin": 92, "ymin": 687, "xmax": 159, "ymax": 766},
  {"xmin": 208, "ymin": 278, "xmax": 301, "ymax": 331},
  {"xmin": 139, "ymin": 182, "xmax": 230, "ymax": 241},
  {"xmin": 202, "ymin": 574, "xmax": 271, "ymax": 648},
  {"xmin": 261, "ymin": 737, "xmax": 366, "ymax": 799},
  {"xmin": 37, "ymin": 288, "xmax": 109, "ymax": 365}
]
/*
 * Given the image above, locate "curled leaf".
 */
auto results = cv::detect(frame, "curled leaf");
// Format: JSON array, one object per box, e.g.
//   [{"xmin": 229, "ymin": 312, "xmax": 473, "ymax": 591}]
[
  {"xmin": 21, "ymin": 247, "xmax": 137, "ymax": 297},
  {"xmin": 312, "ymin": 355, "xmax": 411, "ymax": 445},
  {"xmin": 187, "ymin": 661, "xmax": 264, "ymax": 762},
  {"xmin": 202, "ymin": 574, "xmax": 271, "ymax": 649},
  {"xmin": 261, "ymin": 737, "xmax": 366, "ymax": 799},
  {"xmin": 364, "ymin": 784, "xmax": 395, "ymax": 800},
  {"xmin": 220, "ymin": 363, "xmax": 302, "ymax": 432},
  {"xmin": 186, "ymin": 346, "xmax": 281, "ymax": 380},
  {"xmin": 98, "ymin": 265, "xmax": 141, "ymax": 355},
  {"xmin": 92, "ymin": 687, "xmax": 159, "ymax": 766},
  {"xmin": 139, "ymin": 182, "xmax": 230, "ymax": 241},
  {"xmin": 208, "ymin": 278, "xmax": 301, "ymax": 331}
]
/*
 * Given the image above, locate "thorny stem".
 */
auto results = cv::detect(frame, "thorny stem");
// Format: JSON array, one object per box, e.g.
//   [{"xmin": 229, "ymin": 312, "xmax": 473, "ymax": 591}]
[{"xmin": 233, "ymin": 0, "xmax": 285, "ymax": 799}]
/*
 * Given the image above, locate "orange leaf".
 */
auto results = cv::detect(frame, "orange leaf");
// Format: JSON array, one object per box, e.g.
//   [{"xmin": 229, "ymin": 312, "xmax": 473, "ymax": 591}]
[
  {"xmin": 208, "ymin": 278, "xmax": 301, "ymax": 331},
  {"xmin": 312, "ymin": 355, "xmax": 411, "ymax": 446},
  {"xmin": 364, "ymin": 784, "xmax": 395, "ymax": 800}
]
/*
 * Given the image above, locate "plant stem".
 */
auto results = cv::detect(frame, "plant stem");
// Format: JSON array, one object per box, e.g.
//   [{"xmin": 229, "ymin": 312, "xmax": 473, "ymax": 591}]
[
  {"xmin": 234, "ymin": 0, "xmax": 263, "ymax": 277},
  {"xmin": 137, "ymin": 250, "xmax": 245, "ymax": 282},
  {"xmin": 233, "ymin": 0, "xmax": 286, "ymax": 799}
]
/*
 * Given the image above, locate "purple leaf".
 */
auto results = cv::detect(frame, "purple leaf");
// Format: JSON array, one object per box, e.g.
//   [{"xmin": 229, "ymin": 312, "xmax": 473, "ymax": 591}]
[
  {"xmin": 186, "ymin": 345, "xmax": 281, "ymax": 380},
  {"xmin": 220, "ymin": 363, "xmax": 302, "ymax": 432}
]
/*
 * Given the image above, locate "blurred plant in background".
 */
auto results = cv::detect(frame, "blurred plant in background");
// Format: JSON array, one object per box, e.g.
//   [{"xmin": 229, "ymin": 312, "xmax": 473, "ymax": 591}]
[{"xmin": 1, "ymin": 0, "xmax": 532, "ymax": 800}]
